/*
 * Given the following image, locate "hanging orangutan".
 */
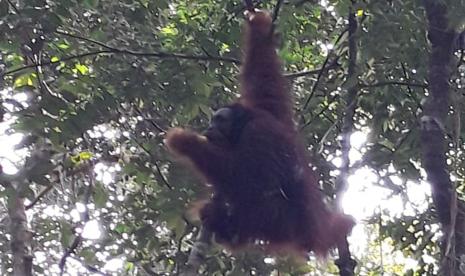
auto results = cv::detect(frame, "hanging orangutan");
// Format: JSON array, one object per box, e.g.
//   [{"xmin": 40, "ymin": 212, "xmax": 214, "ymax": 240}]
[{"xmin": 166, "ymin": 9, "xmax": 354, "ymax": 257}]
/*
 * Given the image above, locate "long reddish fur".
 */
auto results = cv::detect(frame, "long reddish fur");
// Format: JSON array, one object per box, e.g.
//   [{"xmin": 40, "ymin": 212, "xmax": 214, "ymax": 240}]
[{"xmin": 166, "ymin": 11, "xmax": 354, "ymax": 257}]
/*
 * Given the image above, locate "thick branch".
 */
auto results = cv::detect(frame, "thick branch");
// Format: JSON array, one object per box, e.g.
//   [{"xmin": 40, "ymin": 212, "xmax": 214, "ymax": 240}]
[
  {"xmin": 180, "ymin": 227, "xmax": 212, "ymax": 276},
  {"xmin": 8, "ymin": 191, "xmax": 33, "ymax": 276},
  {"xmin": 335, "ymin": 7, "xmax": 357, "ymax": 276},
  {"xmin": 421, "ymin": 1, "xmax": 463, "ymax": 275},
  {"xmin": 421, "ymin": 0, "xmax": 455, "ymax": 230}
]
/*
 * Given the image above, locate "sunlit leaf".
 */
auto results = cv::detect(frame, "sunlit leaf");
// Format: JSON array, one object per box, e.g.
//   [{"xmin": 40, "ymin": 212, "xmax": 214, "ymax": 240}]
[
  {"xmin": 71, "ymin": 152, "xmax": 92, "ymax": 164},
  {"xmin": 58, "ymin": 43, "xmax": 70, "ymax": 49},
  {"xmin": 79, "ymin": 152, "xmax": 93, "ymax": 160},
  {"xmin": 13, "ymin": 74, "xmax": 35, "ymax": 88},
  {"xmin": 74, "ymin": 63, "xmax": 89, "ymax": 75},
  {"xmin": 160, "ymin": 24, "xmax": 179, "ymax": 36}
]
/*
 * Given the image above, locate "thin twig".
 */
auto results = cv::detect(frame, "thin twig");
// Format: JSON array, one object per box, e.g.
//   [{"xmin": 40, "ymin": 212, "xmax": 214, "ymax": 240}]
[
  {"xmin": 285, "ymin": 59, "xmax": 339, "ymax": 79},
  {"xmin": 131, "ymin": 138, "xmax": 173, "ymax": 190},
  {"xmin": 301, "ymin": 28, "xmax": 348, "ymax": 111},
  {"xmin": 3, "ymin": 49, "xmax": 240, "ymax": 77},
  {"xmin": 272, "ymin": 0, "xmax": 284, "ymax": 23},
  {"xmin": 302, "ymin": 54, "xmax": 332, "ymax": 111},
  {"xmin": 360, "ymin": 80, "xmax": 427, "ymax": 89},
  {"xmin": 25, "ymin": 185, "xmax": 54, "ymax": 210},
  {"xmin": 133, "ymin": 105, "xmax": 166, "ymax": 133},
  {"xmin": 153, "ymin": 161, "xmax": 173, "ymax": 190},
  {"xmin": 6, "ymin": 0, "xmax": 20, "ymax": 14},
  {"xmin": 59, "ymin": 164, "xmax": 94, "ymax": 275},
  {"xmin": 55, "ymin": 30, "xmax": 114, "ymax": 50},
  {"xmin": 300, "ymin": 94, "xmax": 340, "ymax": 130},
  {"xmin": 4, "ymin": 50, "xmax": 112, "ymax": 76}
]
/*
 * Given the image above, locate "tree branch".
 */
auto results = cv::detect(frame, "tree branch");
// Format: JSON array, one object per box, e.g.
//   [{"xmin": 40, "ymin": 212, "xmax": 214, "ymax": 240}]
[
  {"xmin": 130, "ymin": 137, "xmax": 173, "ymax": 190},
  {"xmin": 360, "ymin": 80, "xmax": 428, "ymax": 89},
  {"xmin": 55, "ymin": 30, "xmax": 115, "ymax": 50},
  {"xmin": 4, "ymin": 30, "xmax": 341, "ymax": 80},
  {"xmin": 180, "ymin": 227, "xmax": 212, "ymax": 276},
  {"xmin": 272, "ymin": 0, "xmax": 284, "ymax": 23},
  {"xmin": 285, "ymin": 60, "xmax": 339, "ymax": 79},
  {"xmin": 6, "ymin": 0, "xmax": 20, "ymax": 14},
  {"xmin": 59, "ymin": 164, "xmax": 94, "ymax": 275},
  {"xmin": 301, "ymin": 28, "xmax": 348, "ymax": 111},
  {"xmin": 25, "ymin": 184, "xmax": 54, "ymax": 210},
  {"xmin": 3, "ymin": 48, "xmax": 241, "ymax": 77},
  {"xmin": 421, "ymin": 1, "xmax": 463, "ymax": 274},
  {"xmin": 8, "ymin": 190, "xmax": 33, "ymax": 276},
  {"xmin": 335, "ymin": 7, "xmax": 357, "ymax": 276}
]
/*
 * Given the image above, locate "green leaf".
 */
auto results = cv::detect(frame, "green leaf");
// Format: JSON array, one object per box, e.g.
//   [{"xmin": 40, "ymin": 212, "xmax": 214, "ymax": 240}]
[
  {"xmin": 124, "ymin": 262, "xmax": 135, "ymax": 272},
  {"xmin": 93, "ymin": 182, "xmax": 108, "ymax": 208},
  {"xmin": 13, "ymin": 74, "xmax": 36, "ymax": 88},
  {"xmin": 58, "ymin": 43, "xmax": 70, "ymax": 49},
  {"xmin": 79, "ymin": 151, "xmax": 93, "ymax": 161},
  {"xmin": 83, "ymin": 0, "xmax": 99, "ymax": 9},
  {"xmin": 59, "ymin": 220, "xmax": 73, "ymax": 247},
  {"xmin": 80, "ymin": 248, "xmax": 97, "ymax": 263},
  {"xmin": 74, "ymin": 63, "xmax": 89, "ymax": 75},
  {"xmin": 114, "ymin": 223, "xmax": 129, "ymax": 234},
  {"xmin": 160, "ymin": 24, "xmax": 179, "ymax": 36}
]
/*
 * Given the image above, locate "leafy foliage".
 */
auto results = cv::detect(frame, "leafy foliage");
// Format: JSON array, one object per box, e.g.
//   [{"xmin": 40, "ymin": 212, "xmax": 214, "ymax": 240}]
[{"xmin": 0, "ymin": 0, "xmax": 465, "ymax": 275}]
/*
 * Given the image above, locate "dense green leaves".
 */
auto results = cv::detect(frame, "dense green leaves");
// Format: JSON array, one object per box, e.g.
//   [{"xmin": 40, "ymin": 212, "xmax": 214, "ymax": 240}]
[{"xmin": 1, "ymin": 0, "xmax": 465, "ymax": 275}]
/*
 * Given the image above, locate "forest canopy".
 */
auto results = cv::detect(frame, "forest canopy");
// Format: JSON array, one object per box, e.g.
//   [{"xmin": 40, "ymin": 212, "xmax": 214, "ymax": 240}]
[{"xmin": 0, "ymin": 0, "xmax": 465, "ymax": 275}]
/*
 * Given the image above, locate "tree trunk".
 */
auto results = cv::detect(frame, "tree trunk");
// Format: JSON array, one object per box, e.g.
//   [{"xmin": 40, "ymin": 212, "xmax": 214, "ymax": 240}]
[{"xmin": 421, "ymin": 1, "xmax": 465, "ymax": 274}]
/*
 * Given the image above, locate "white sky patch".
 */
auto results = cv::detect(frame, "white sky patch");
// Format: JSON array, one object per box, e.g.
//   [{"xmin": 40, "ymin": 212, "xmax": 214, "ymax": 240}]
[
  {"xmin": 103, "ymin": 129, "xmax": 117, "ymax": 139},
  {"xmin": 349, "ymin": 148, "xmax": 363, "ymax": 163},
  {"xmin": 88, "ymin": 123, "xmax": 121, "ymax": 141},
  {"xmin": 407, "ymin": 180, "xmax": 431, "ymax": 204},
  {"xmin": 341, "ymin": 131, "xmax": 431, "ymax": 221},
  {"xmin": 70, "ymin": 209, "xmax": 81, "ymax": 223},
  {"xmin": 347, "ymin": 223, "xmax": 369, "ymax": 256},
  {"xmin": 320, "ymin": 0, "xmax": 329, "ymax": 6},
  {"xmin": 317, "ymin": 41, "xmax": 334, "ymax": 56},
  {"xmin": 332, "ymin": 156, "xmax": 342, "ymax": 168},
  {"xmin": 82, "ymin": 220, "xmax": 102, "ymax": 240},
  {"xmin": 42, "ymin": 205, "xmax": 63, "ymax": 218},
  {"xmin": 76, "ymin": 202, "xmax": 87, "ymax": 212},
  {"xmin": 103, "ymin": 258, "xmax": 125, "ymax": 272},
  {"xmin": 339, "ymin": 130, "xmax": 435, "ymax": 273},
  {"xmin": 95, "ymin": 162, "xmax": 117, "ymax": 185},
  {"xmin": 263, "ymin": 257, "xmax": 275, "ymax": 265},
  {"xmin": 12, "ymin": 92, "xmax": 29, "ymax": 103},
  {"xmin": 350, "ymin": 131, "xmax": 367, "ymax": 149},
  {"xmin": 343, "ymin": 168, "xmax": 389, "ymax": 220},
  {"xmin": 34, "ymin": 251, "xmax": 47, "ymax": 264},
  {"xmin": 0, "ymin": 119, "xmax": 26, "ymax": 174}
]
